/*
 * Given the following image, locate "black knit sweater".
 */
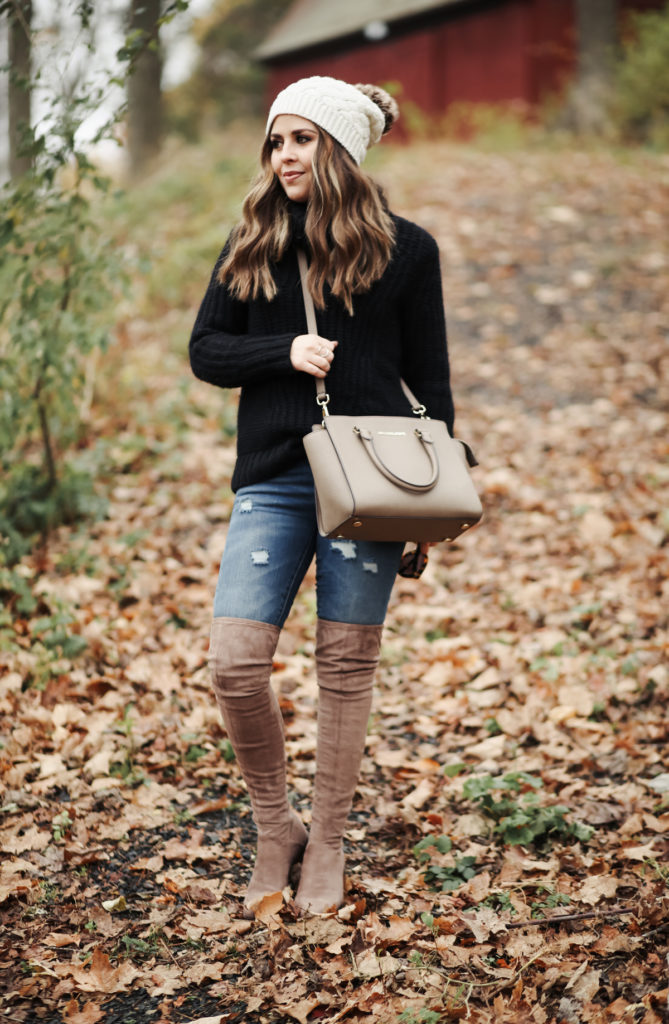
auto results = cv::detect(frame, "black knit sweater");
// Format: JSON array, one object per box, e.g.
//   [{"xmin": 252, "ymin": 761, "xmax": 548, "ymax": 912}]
[{"xmin": 189, "ymin": 208, "xmax": 454, "ymax": 492}]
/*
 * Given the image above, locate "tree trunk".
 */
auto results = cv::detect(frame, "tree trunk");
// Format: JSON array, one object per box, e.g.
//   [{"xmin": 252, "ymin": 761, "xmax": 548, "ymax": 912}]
[
  {"xmin": 572, "ymin": 0, "xmax": 619, "ymax": 133},
  {"xmin": 8, "ymin": 0, "xmax": 32, "ymax": 179},
  {"xmin": 126, "ymin": 0, "xmax": 163, "ymax": 175}
]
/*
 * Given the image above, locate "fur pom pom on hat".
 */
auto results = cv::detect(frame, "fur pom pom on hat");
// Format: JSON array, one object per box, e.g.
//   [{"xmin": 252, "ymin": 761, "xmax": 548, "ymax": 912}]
[{"xmin": 266, "ymin": 76, "xmax": 399, "ymax": 165}]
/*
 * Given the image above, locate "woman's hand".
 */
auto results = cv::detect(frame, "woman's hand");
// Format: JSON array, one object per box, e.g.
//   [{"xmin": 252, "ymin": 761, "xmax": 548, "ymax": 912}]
[{"xmin": 291, "ymin": 335, "xmax": 337, "ymax": 378}]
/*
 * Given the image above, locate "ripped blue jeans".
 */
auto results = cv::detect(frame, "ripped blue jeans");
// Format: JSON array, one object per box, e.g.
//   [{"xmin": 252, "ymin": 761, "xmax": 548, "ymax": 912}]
[{"xmin": 213, "ymin": 459, "xmax": 404, "ymax": 627}]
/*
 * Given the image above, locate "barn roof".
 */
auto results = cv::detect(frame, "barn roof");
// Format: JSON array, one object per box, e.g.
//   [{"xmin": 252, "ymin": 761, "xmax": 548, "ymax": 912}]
[{"xmin": 255, "ymin": 0, "xmax": 468, "ymax": 60}]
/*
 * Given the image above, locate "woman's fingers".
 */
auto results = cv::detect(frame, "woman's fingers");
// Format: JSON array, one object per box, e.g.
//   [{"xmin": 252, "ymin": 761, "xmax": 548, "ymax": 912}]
[
  {"xmin": 307, "ymin": 355, "xmax": 328, "ymax": 378},
  {"xmin": 311, "ymin": 345, "xmax": 332, "ymax": 374},
  {"xmin": 290, "ymin": 335, "xmax": 338, "ymax": 377}
]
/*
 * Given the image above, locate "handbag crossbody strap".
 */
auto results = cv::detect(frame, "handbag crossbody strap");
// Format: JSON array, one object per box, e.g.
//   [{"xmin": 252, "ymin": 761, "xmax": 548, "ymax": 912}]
[{"xmin": 296, "ymin": 248, "xmax": 426, "ymax": 417}]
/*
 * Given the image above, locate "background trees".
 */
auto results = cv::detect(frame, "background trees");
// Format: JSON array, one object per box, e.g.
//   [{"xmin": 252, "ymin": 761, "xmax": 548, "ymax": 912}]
[
  {"xmin": 126, "ymin": 0, "xmax": 164, "ymax": 174},
  {"xmin": 3, "ymin": 0, "xmax": 668, "ymax": 186},
  {"xmin": 164, "ymin": 0, "xmax": 293, "ymax": 139},
  {"xmin": 614, "ymin": 1, "xmax": 669, "ymax": 146},
  {"xmin": 1, "ymin": 0, "xmax": 667, "ymax": 566},
  {"xmin": 571, "ymin": 0, "xmax": 619, "ymax": 133},
  {"xmin": 4, "ymin": 0, "xmax": 33, "ymax": 179},
  {"xmin": 0, "ymin": 0, "xmax": 188, "ymax": 564}
]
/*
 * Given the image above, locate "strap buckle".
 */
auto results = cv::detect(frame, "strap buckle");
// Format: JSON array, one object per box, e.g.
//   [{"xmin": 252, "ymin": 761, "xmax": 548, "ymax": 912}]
[{"xmin": 316, "ymin": 392, "xmax": 330, "ymax": 418}]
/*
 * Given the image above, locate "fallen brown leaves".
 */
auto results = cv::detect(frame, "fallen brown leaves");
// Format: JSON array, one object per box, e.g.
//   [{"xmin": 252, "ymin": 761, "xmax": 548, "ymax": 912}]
[{"xmin": 1, "ymin": 141, "xmax": 668, "ymax": 1024}]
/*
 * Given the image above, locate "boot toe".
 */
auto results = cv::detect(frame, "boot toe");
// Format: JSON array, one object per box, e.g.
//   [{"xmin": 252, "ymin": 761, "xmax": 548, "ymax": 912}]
[{"xmin": 294, "ymin": 842, "xmax": 345, "ymax": 915}]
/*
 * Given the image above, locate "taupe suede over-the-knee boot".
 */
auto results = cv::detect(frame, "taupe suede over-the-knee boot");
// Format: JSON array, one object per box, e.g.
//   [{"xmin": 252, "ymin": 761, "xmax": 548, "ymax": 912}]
[
  {"xmin": 295, "ymin": 618, "xmax": 383, "ymax": 914},
  {"xmin": 209, "ymin": 616, "xmax": 308, "ymax": 916}
]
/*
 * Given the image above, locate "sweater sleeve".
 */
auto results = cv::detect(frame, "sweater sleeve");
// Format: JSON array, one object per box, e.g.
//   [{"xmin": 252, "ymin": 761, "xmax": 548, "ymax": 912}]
[
  {"xmin": 398, "ymin": 230, "xmax": 455, "ymax": 434},
  {"xmin": 189, "ymin": 245, "xmax": 297, "ymax": 388}
]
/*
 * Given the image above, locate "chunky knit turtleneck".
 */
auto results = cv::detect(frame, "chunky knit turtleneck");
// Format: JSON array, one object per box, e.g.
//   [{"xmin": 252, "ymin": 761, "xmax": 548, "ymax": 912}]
[
  {"xmin": 287, "ymin": 199, "xmax": 307, "ymax": 243},
  {"xmin": 189, "ymin": 212, "xmax": 454, "ymax": 492}
]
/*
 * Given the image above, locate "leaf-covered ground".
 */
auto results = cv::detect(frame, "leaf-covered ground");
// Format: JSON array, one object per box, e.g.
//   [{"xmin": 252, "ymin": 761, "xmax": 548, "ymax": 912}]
[{"xmin": 1, "ymin": 141, "xmax": 668, "ymax": 1024}]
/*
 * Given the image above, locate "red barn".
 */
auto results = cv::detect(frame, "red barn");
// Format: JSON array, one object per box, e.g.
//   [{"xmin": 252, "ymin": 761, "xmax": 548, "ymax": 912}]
[{"xmin": 256, "ymin": 0, "xmax": 660, "ymax": 119}]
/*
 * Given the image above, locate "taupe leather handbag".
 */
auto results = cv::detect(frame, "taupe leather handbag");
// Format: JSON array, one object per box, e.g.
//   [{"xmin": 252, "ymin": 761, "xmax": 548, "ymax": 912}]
[{"xmin": 298, "ymin": 250, "xmax": 483, "ymax": 543}]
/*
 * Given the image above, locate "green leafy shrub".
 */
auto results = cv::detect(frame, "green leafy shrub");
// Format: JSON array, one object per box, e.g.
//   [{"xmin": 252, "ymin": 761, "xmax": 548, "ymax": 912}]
[
  {"xmin": 413, "ymin": 834, "xmax": 480, "ymax": 893},
  {"xmin": 423, "ymin": 855, "xmax": 479, "ymax": 893},
  {"xmin": 399, "ymin": 1011, "xmax": 443, "ymax": 1024},
  {"xmin": 530, "ymin": 885, "xmax": 571, "ymax": 918},
  {"xmin": 0, "ymin": 20, "xmax": 128, "ymax": 563},
  {"xmin": 0, "ymin": 565, "xmax": 88, "ymax": 686},
  {"xmin": 480, "ymin": 890, "xmax": 517, "ymax": 916},
  {"xmin": 0, "ymin": 2, "xmax": 189, "ymax": 565},
  {"xmin": 614, "ymin": 3, "xmax": 669, "ymax": 147},
  {"xmin": 462, "ymin": 772, "xmax": 594, "ymax": 847},
  {"xmin": 414, "ymin": 835, "xmax": 453, "ymax": 863}
]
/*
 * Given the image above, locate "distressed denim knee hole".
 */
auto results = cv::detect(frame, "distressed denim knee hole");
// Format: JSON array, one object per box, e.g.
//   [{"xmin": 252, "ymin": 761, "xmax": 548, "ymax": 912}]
[{"xmin": 330, "ymin": 540, "xmax": 357, "ymax": 560}]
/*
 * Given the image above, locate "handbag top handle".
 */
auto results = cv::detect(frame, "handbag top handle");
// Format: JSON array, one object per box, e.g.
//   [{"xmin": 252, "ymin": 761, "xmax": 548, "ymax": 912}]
[{"xmin": 296, "ymin": 248, "xmax": 427, "ymax": 420}]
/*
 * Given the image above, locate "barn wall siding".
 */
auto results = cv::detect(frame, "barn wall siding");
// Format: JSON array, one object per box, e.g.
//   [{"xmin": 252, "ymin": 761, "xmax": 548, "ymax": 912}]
[
  {"xmin": 528, "ymin": 0, "xmax": 575, "ymax": 103},
  {"xmin": 264, "ymin": 0, "xmax": 663, "ymax": 120},
  {"xmin": 266, "ymin": 0, "xmax": 574, "ymax": 115},
  {"xmin": 437, "ymin": 0, "xmax": 533, "ymax": 107}
]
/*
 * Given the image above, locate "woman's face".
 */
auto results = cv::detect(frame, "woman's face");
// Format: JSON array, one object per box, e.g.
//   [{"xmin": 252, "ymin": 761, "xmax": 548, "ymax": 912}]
[{"xmin": 269, "ymin": 114, "xmax": 319, "ymax": 202}]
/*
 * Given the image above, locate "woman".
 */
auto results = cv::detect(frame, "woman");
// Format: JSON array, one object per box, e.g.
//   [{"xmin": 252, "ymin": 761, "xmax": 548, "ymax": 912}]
[{"xmin": 189, "ymin": 76, "xmax": 454, "ymax": 916}]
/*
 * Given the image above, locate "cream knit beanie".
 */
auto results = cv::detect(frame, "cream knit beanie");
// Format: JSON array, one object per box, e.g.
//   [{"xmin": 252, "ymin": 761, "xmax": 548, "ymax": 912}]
[{"xmin": 266, "ymin": 76, "xmax": 398, "ymax": 165}]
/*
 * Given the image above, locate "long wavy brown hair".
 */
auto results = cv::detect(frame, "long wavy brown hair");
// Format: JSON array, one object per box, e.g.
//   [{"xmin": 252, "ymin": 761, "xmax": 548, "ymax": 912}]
[{"xmin": 218, "ymin": 127, "xmax": 396, "ymax": 315}]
